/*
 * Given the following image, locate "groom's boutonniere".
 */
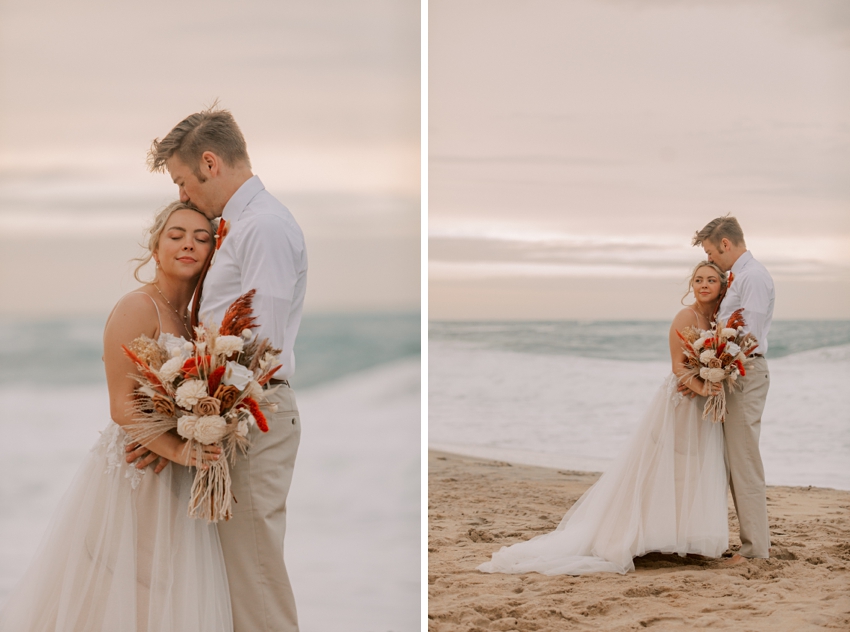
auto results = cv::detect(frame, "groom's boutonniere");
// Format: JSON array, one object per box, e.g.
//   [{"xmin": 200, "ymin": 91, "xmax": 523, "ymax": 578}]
[{"xmin": 215, "ymin": 218, "xmax": 229, "ymax": 250}]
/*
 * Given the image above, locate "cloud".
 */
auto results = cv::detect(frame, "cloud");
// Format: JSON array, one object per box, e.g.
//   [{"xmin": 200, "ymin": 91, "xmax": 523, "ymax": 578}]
[{"xmin": 430, "ymin": 233, "xmax": 850, "ymax": 281}]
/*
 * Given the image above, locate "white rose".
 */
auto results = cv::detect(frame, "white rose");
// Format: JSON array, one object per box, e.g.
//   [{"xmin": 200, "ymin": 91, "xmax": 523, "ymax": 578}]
[
  {"xmin": 700, "ymin": 367, "xmax": 726, "ymax": 383},
  {"xmin": 193, "ymin": 415, "xmax": 228, "ymax": 445},
  {"xmin": 175, "ymin": 379, "xmax": 207, "ymax": 409},
  {"xmin": 214, "ymin": 335, "xmax": 244, "ymax": 357},
  {"xmin": 699, "ymin": 349, "xmax": 716, "ymax": 365},
  {"xmin": 177, "ymin": 414, "xmax": 199, "ymax": 440},
  {"xmin": 722, "ymin": 328, "xmax": 737, "ymax": 340},
  {"xmin": 724, "ymin": 342, "xmax": 741, "ymax": 357},
  {"xmin": 222, "ymin": 361, "xmax": 253, "ymax": 390},
  {"xmin": 159, "ymin": 356, "xmax": 184, "ymax": 382}
]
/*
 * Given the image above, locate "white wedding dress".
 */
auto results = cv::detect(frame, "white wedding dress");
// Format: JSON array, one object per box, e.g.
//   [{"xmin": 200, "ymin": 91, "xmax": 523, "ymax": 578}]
[
  {"xmin": 0, "ymin": 332, "xmax": 232, "ymax": 632},
  {"xmin": 479, "ymin": 374, "xmax": 729, "ymax": 576}
]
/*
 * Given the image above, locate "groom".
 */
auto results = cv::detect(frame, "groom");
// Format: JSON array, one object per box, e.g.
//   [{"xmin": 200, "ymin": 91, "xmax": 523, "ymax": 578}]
[
  {"xmin": 692, "ymin": 215, "xmax": 774, "ymax": 565},
  {"xmin": 148, "ymin": 106, "xmax": 307, "ymax": 631}
]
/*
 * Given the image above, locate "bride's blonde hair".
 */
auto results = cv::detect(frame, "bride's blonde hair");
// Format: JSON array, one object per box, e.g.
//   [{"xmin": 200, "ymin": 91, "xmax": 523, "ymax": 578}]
[
  {"xmin": 680, "ymin": 260, "xmax": 728, "ymax": 306},
  {"xmin": 132, "ymin": 201, "xmax": 213, "ymax": 283}
]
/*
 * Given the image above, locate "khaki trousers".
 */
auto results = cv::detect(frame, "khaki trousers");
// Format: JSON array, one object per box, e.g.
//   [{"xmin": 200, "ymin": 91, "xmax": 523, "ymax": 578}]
[
  {"xmin": 723, "ymin": 357, "xmax": 770, "ymax": 558},
  {"xmin": 217, "ymin": 385, "xmax": 301, "ymax": 631}
]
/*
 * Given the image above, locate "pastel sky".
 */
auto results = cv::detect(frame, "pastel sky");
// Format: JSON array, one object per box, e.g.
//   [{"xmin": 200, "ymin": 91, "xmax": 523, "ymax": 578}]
[
  {"xmin": 430, "ymin": 0, "xmax": 850, "ymax": 320},
  {"xmin": 0, "ymin": 0, "xmax": 419, "ymax": 317}
]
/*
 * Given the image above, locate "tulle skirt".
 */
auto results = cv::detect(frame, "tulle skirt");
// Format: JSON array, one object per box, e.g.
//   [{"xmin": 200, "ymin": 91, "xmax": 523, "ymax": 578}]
[
  {"xmin": 479, "ymin": 374, "xmax": 729, "ymax": 576},
  {"xmin": 0, "ymin": 422, "xmax": 232, "ymax": 632}
]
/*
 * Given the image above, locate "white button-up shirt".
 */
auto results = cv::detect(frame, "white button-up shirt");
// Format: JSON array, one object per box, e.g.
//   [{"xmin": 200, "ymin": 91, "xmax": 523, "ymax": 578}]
[
  {"xmin": 717, "ymin": 250, "xmax": 774, "ymax": 355},
  {"xmin": 200, "ymin": 176, "xmax": 307, "ymax": 379}
]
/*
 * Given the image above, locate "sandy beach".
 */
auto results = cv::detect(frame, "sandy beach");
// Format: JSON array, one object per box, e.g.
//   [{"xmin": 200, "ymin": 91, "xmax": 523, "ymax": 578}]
[{"xmin": 428, "ymin": 450, "xmax": 850, "ymax": 631}]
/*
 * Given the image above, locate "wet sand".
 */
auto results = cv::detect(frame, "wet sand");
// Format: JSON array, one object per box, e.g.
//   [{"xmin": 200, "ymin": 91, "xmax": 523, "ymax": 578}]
[{"xmin": 428, "ymin": 450, "xmax": 850, "ymax": 631}]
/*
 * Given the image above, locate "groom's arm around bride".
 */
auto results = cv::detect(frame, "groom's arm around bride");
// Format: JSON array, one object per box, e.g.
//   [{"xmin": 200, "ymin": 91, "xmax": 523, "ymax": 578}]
[{"xmin": 149, "ymin": 105, "xmax": 308, "ymax": 632}]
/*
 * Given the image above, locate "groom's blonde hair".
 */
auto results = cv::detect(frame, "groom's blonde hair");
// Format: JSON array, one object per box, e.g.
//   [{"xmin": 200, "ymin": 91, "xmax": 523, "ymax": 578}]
[
  {"xmin": 147, "ymin": 102, "xmax": 250, "ymax": 181},
  {"xmin": 692, "ymin": 215, "xmax": 746, "ymax": 249}
]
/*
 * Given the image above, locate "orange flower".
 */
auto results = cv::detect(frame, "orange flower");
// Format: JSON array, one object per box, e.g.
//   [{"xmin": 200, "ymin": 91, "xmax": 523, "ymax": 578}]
[{"xmin": 182, "ymin": 355, "xmax": 212, "ymax": 378}]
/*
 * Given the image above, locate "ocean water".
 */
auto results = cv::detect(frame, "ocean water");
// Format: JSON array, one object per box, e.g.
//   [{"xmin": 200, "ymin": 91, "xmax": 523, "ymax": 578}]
[
  {"xmin": 0, "ymin": 312, "xmax": 420, "ymax": 389},
  {"xmin": 0, "ymin": 313, "xmax": 420, "ymax": 631},
  {"xmin": 430, "ymin": 320, "xmax": 850, "ymax": 491}
]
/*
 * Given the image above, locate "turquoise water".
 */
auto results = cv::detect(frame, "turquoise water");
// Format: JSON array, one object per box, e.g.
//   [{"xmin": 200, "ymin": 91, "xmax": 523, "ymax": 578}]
[
  {"xmin": 0, "ymin": 313, "xmax": 420, "ymax": 389},
  {"xmin": 429, "ymin": 320, "xmax": 850, "ymax": 361}
]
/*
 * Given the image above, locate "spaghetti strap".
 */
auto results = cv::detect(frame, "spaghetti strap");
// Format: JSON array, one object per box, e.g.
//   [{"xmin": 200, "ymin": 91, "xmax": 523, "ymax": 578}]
[
  {"xmin": 127, "ymin": 291, "xmax": 163, "ymax": 334},
  {"xmin": 688, "ymin": 307, "xmax": 707, "ymax": 329}
]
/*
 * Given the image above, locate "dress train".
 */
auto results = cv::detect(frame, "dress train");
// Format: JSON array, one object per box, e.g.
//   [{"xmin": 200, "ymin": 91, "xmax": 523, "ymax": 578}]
[{"xmin": 479, "ymin": 375, "xmax": 729, "ymax": 575}]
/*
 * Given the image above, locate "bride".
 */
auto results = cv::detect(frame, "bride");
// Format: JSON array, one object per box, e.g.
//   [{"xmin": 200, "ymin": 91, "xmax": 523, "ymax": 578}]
[
  {"xmin": 479, "ymin": 261, "xmax": 730, "ymax": 576},
  {"xmin": 0, "ymin": 202, "xmax": 232, "ymax": 631}
]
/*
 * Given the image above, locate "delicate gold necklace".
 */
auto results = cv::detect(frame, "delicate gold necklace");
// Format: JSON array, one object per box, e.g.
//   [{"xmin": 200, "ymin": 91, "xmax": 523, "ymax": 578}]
[
  {"xmin": 692, "ymin": 303, "xmax": 713, "ymax": 326},
  {"xmin": 153, "ymin": 284, "xmax": 193, "ymax": 338}
]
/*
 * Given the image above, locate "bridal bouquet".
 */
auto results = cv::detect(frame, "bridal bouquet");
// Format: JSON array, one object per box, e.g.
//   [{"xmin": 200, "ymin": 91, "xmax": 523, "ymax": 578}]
[
  {"xmin": 121, "ymin": 289, "xmax": 282, "ymax": 522},
  {"xmin": 676, "ymin": 308, "xmax": 759, "ymax": 423}
]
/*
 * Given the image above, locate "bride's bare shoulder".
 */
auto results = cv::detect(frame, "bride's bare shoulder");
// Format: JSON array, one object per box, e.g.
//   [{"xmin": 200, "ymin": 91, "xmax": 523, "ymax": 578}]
[
  {"xmin": 671, "ymin": 307, "xmax": 700, "ymax": 330},
  {"xmin": 103, "ymin": 290, "xmax": 159, "ymax": 341}
]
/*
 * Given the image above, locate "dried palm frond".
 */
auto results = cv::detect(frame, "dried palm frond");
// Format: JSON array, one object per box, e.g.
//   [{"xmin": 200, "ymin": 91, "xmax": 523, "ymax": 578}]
[
  {"xmin": 220, "ymin": 289, "xmax": 259, "ymax": 336},
  {"xmin": 725, "ymin": 308, "xmax": 746, "ymax": 331}
]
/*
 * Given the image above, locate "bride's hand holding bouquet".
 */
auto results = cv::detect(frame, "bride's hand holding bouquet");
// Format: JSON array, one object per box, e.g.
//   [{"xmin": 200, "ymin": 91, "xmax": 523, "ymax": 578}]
[
  {"xmin": 676, "ymin": 308, "xmax": 759, "ymax": 423},
  {"xmin": 121, "ymin": 289, "xmax": 283, "ymax": 522}
]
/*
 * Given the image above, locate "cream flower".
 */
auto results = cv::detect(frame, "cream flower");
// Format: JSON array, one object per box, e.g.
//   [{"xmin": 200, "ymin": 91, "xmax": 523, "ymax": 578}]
[
  {"xmin": 236, "ymin": 416, "xmax": 251, "ymax": 437},
  {"xmin": 214, "ymin": 335, "xmax": 244, "ymax": 357},
  {"xmin": 159, "ymin": 356, "xmax": 184, "ymax": 382},
  {"xmin": 222, "ymin": 361, "xmax": 253, "ymax": 390},
  {"xmin": 693, "ymin": 337, "xmax": 708, "ymax": 352},
  {"xmin": 246, "ymin": 380, "xmax": 264, "ymax": 401},
  {"xmin": 725, "ymin": 342, "xmax": 741, "ymax": 357},
  {"xmin": 699, "ymin": 349, "xmax": 716, "ymax": 365},
  {"xmin": 138, "ymin": 384, "xmax": 158, "ymax": 398},
  {"xmin": 241, "ymin": 329, "xmax": 253, "ymax": 339},
  {"xmin": 700, "ymin": 367, "xmax": 726, "ymax": 382},
  {"xmin": 721, "ymin": 328, "xmax": 737, "ymax": 340},
  {"xmin": 193, "ymin": 415, "xmax": 228, "ymax": 445},
  {"xmin": 175, "ymin": 379, "xmax": 207, "ymax": 410},
  {"xmin": 177, "ymin": 414, "xmax": 199, "ymax": 440}
]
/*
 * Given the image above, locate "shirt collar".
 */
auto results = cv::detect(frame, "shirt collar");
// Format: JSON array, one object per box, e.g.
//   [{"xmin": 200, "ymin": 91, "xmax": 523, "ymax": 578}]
[
  {"xmin": 221, "ymin": 175, "xmax": 265, "ymax": 224},
  {"xmin": 730, "ymin": 250, "xmax": 753, "ymax": 275}
]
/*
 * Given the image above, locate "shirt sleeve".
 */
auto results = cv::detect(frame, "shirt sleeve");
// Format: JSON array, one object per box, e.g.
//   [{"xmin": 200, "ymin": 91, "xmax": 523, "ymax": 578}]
[
  {"xmin": 234, "ymin": 213, "xmax": 304, "ymax": 363},
  {"xmin": 735, "ymin": 272, "xmax": 772, "ymax": 350}
]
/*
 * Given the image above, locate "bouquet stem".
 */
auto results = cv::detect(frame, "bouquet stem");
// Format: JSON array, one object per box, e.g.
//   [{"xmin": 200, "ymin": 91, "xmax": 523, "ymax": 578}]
[
  {"xmin": 703, "ymin": 385, "xmax": 727, "ymax": 424},
  {"xmin": 189, "ymin": 458, "xmax": 232, "ymax": 522}
]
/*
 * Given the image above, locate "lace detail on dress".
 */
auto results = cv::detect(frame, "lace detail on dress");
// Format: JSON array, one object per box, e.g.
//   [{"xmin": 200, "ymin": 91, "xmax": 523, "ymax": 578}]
[
  {"xmin": 88, "ymin": 331, "xmax": 187, "ymax": 493},
  {"xmin": 93, "ymin": 422, "xmax": 146, "ymax": 490},
  {"xmin": 666, "ymin": 374, "xmax": 684, "ymax": 408}
]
